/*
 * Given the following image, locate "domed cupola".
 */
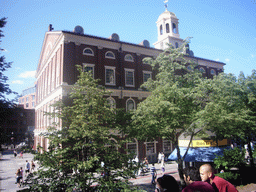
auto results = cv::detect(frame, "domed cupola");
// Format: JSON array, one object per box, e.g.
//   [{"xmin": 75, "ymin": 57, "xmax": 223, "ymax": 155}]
[{"xmin": 154, "ymin": 8, "xmax": 184, "ymax": 50}]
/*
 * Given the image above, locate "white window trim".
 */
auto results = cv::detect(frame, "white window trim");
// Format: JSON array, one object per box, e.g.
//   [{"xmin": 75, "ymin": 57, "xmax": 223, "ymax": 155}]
[
  {"xmin": 105, "ymin": 51, "xmax": 115, "ymax": 59},
  {"xmin": 125, "ymin": 68, "xmax": 135, "ymax": 87},
  {"xmin": 210, "ymin": 69, "xmax": 216, "ymax": 75},
  {"xmin": 162, "ymin": 139, "xmax": 172, "ymax": 153},
  {"xmin": 106, "ymin": 97, "xmax": 116, "ymax": 109},
  {"xmin": 126, "ymin": 138, "xmax": 138, "ymax": 155},
  {"xmin": 126, "ymin": 98, "xmax": 136, "ymax": 112},
  {"xmin": 83, "ymin": 48, "xmax": 94, "ymax": 56},
  {"xmin": 124, "ymin": 54, "xmax": 134, "ymax": 62},
  {"xmin": 83, "ymin": 63, "xmax": 95, "ymax": 78},
  {"xmin": 143, "ymin": 70, "xmax": 152, "ymax": 82},
  {"xmin": 199, "ymin": 67, "xmax": 206, "ymax": 74},
  {"xmin": 105, "ymin": 66, "xmax": 116, "ymax": 86},
  {"xmin": 144, "ymin": 140, "xmax": 158, "ymax": 155}
]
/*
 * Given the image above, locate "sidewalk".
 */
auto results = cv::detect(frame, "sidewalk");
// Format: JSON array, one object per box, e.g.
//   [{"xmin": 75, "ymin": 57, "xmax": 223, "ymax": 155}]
[
  {"xmin": 130, "ymin": 162, "xmax": 180, "ymax": 191},
  {"xmin": 0, "ymin": 151, "xmax": 180, "ymax": 192}
]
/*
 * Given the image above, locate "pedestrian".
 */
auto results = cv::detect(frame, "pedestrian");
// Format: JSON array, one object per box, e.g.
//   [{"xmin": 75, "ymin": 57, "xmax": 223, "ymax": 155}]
[
  {"xmin": 14, "ymin": 149, "xmax": 17, "ymax": 158},
  {"xmin": 143, "ymin": 157, "xmax": 149, "ymax": 172},
  {"xmin": 155, "ymin": 174, "xmax": 179, "ymax": 192},
  {"xmin": 160, "ymin": 160, "xmax": 165, "ymax": 174},
  {"xmin": 161, "ymin": 152, "xmax": 165, "ymax": 163},
  {"xmin": 20, "ymin": 167, "xmax": 23, "ymax": 183},
  {"xmin": 25, "ymin": 160, "xmax": 30, "ymax": 177},
  {"xmin": 182, "ymin": 166, "xmax": 215, "ymax": 192},
  {"xmin": 15, "ymin": 169, "xmax": 22, "ymax": 188},
  {"xmin": 199, "ymin": 164, "xmax": 238, "ymax": 192},
  {"xmin": 31, "ymin": 160, "xmax": 35, "ymax": 172},
  {"xmin": 150, "ymin": 163, "xmax": 157, "ymax": 184},
  {"xmin": 19, "ymin": 151, "xmax": 23, "ymax": 159},
  {"xmin": 158, "ymin": 152, "xmax": 162, "ymax": 163}
]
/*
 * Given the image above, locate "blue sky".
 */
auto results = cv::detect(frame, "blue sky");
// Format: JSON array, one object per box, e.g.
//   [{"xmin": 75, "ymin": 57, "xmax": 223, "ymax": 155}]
[{"xmin": 1, "ymin": 0, "xmax": 256, "ymax": 100}]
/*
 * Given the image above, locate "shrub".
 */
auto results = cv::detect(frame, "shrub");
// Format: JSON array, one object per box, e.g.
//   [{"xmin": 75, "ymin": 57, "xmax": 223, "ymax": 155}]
[{"xmin": 214, "ymin": 147, "xmax": 245, "ymax": 171}]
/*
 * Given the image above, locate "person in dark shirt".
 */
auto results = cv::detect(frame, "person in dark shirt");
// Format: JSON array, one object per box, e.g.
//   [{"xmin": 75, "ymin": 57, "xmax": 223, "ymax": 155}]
[
  {"xmin": 155, "ymin": 174, "xmax": 179, "ymax": 192},
  {"xmin": 182, "ymin": 166, "xmax": 215, "ymax": 192}
]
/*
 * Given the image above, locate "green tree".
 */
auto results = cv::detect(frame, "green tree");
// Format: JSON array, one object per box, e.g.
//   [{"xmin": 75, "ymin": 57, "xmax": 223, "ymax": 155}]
[
  {"xmin": 25, "ymin": 67, "xmax": 139, "ymax": 192},
  {"xmin": 131, "ymin": 40, "xmax": 207, "ymax": 184},
  {"xmin": 0, "ymin": 17, "xmax": 17, "ymax": 147}
]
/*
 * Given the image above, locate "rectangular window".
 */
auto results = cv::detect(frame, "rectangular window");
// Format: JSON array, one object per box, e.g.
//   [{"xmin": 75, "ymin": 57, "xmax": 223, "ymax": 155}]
[
  {"xmin": 125, "ymin": 68, "xmax": 135, "ymax": 87},
  {"xmin": 26, "ymin": 103, "xmax": 29, "ymax": 108},
  {"xmin": 163, "ymin": 140, "xmax": 172, "ymax": 152},
  {"xmin": 26, "ymin": 97, "xmax": 29, "ymax": 102},
  {"xmin": 146, "ymin": 142, "xmax": 155, "ymax": 154},
  {"xmin": 83, "ymin": 63, "xmax": 95, "ymax": 78},
  {"xmin": 32, "ymin": 102, "xmax": 35, "ymax": 107},
  {"xmin": 105, "ymin": 66, "xmax": 116, "ymax": 85},
  {"xmin": 32, "ymin": 95, "xmax": 35, "ymax": 100},
  {"xmin": 143, "ymin": 71, "xmax": 152, "ymax": 83},
  {"xmin": 127, "ymin": 143, "xmax": 137, "ymax": 155}
]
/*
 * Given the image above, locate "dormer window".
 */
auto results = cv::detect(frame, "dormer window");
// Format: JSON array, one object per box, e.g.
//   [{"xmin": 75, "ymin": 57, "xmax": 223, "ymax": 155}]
[
  {"xmin": 160, "ymin": 25, "xmax": 163, "ymax": 35},
  {"xmin": 172, "ymin": 23, "xmax": 177, "ymax": 34},
  {"xmin": 105, "ymin": 51, "xmax": 115, "ymax": 59},
  {"xmin": 83, "ymin": 48, "xmax": 94, "ymax": 56},
  {"xmin": 124, "ymin": 54, "xmax": 134, "ymax": 62},
  {"xmin": 166, "ymin": 23, "xmax": 170, "ymax": 33}
]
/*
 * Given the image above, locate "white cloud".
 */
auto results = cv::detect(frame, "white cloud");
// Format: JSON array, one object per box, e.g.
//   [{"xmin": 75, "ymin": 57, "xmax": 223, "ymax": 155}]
[
  {"xmin": 215, "ymin": 58, "xmax": 220, "ymax": 61},
  {"xmin": 251, "ymin": 54, "xmax": 256, "ymax": 58},
  {"xmin": 225, "ymin": 58, "xmax": 230, "ymax": 62},
  {"xmin": 18, "ymin": 70, "xmax": 36, "ymax": 78},
  {"xmin": 12, "ymin": 80, "xmax": 24, "ymax": 84}
]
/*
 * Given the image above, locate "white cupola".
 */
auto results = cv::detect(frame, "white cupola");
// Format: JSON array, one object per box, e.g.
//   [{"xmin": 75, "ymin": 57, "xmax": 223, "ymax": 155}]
[{"xmin": 154, "ymin": 9, "xmax": 184, "ymax": 50}]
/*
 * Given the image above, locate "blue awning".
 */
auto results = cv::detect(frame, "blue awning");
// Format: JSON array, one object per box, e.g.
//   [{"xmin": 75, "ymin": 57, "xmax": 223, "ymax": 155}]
[{"xmin": 168, "ymin": 146, "xmax": 230, "ymax": 162}]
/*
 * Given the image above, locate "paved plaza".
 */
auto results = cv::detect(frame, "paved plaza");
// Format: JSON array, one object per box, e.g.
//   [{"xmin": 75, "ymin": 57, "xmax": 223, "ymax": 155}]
[{"xmin": 0, "ymin": 150, "xmax": 180, "ymax": 192}]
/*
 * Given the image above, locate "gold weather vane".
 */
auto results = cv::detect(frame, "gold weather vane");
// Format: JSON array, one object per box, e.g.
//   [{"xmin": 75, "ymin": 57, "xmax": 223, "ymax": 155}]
[{"xmin": 164, "ymin": 0, "xmax": 168, "ymax": 10}]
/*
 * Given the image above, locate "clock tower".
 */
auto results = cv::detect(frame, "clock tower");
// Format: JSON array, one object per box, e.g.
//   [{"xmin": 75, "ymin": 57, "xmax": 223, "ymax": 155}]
[{"xmin": 154, "ymin": 9, "xmax": 184, "ymax": 50}]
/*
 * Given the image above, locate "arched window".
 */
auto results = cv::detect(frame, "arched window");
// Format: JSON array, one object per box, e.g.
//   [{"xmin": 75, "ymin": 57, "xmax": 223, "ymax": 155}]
[
  {"xmin": 126, "ymin": 98, "xmax": 135, "ymax": 111},
  {"xmin": 124, "ymin": 54, "xmax": 134, "ymax": 62},
  {"xmin": 187, "ymin": 65, "xmax": 192, "ymax": 71},
  {"xmin": 210, "ymin": 69, "xmax": 216, "ymax": 75},
  {"xmin": 106, "ymin": 97, "xmax": 116, "ymax": 109},
  {"xmin": 172, "ymin": 23, "xmax": 177, "ymax": 33},
  {"xmin": 83, "ymin": 48, "xmax": 94, "ymax": 56},
  {"xmin": 175, "ymin": 42, "xmax": 179, "ymax": 48},
  {"xmin": 166, "ymin": 23, "xmax": 170, "ymax": 33},
  {"xmin": 106, "ymin": 138, "xmax": 118, "ymax": 150},
  {"xmin": 160, "ymin": 25, "xmax": 163, "ymax": 35},
  {"xmin": 163, "ymin": 139, "xmax": 172, "ymax": 153},
  {"xmin": 105, "ymin": 51, "xmax": 115, "ymax": 59},
  {"xmin": 199, "ymin": 67, "xmax": 206, "ymax": 74}
]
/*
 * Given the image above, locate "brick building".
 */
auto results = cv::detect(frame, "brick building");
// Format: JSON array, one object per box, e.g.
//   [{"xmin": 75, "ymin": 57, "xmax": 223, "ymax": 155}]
[
  {"xmin": 19, "ymin": 86, "xmax": 36, "ymax": 109},
  {"xmin": 34, "ymin": 9, "xmax": 225, "ymax": 162}
]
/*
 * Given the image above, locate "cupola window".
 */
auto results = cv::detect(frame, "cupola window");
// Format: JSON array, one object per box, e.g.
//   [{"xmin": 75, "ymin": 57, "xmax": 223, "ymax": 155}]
[
  {"xmin": 160, "ymin": 25, "xmax": 163, "ymax": 35},
  {"xmin": 166, "ymin": 23, "xmax": 170, "ymax": 33},
  {"xmin": 172, "ymin": 23, "xmax": 177, "ymax": 34},
  {"xmin": 175, "ymin": 42, "xmax": 178, "ymax": 48}
]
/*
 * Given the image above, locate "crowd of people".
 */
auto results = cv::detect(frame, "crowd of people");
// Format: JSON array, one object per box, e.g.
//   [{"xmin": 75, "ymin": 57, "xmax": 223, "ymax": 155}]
[
  {"xmin": 15, "ymin": 159, "xmax": 35, "ymax": 188},
  {"xmin": 153, "ymin": 163, "xmax": 238, "ymax": 192}
]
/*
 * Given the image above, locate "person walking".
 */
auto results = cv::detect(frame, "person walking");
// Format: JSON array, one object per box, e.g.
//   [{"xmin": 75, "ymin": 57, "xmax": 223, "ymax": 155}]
[
  {"xmin": 150, "ymin": 163, "xmax": 157, "ymax": 184},
  {"xmin": 25, "ymin": 160, "xmax": 30, "ymax": 177},
  {"xmin": 15, "ymin": 169, "xmax": 22, "ymax": 188},
  {"xmin": 31, "ymin": 160, "xmax": 35, "ymax": 172}
]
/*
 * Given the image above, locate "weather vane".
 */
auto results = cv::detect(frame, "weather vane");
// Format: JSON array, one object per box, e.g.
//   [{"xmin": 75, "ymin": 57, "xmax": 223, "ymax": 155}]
[{"xmin": 164, "ymin": 0, "xmax": 168, "ymax": 10}]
